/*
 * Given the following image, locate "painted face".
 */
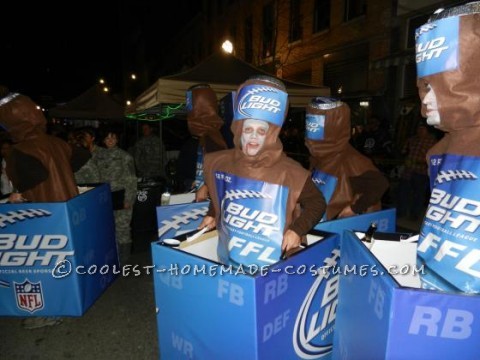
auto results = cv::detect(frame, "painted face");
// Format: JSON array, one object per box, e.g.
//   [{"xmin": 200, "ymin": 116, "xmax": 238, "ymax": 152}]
[
  {"xmin": 241, "ymin": 119, "xmax": 269, "ymax": 156},
  {"xmin": 422, "ymin": 84, "xmax": 441, "ymax": 127}
]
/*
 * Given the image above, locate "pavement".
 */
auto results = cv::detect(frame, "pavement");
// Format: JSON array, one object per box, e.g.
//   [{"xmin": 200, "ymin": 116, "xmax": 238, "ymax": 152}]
[{"xmin": 0, "ymin": 250, "xmax": 159, "ymax": 360}]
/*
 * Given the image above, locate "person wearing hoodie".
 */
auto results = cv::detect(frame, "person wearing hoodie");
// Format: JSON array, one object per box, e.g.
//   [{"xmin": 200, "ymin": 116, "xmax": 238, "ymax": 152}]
[
  {"xmin": 198, "ymin": 75, "xmax": 325, "ymax": 268},
  {"xmin": 304, "ymin": 97, "xmax": 389, "ymax": 221},
  {"xmin": 183, "ymin": 83, "xmax": 228, "ymax": 201},
  {"xmin": 415, "ymin": 2, "xmax": 480, "ymax": 293},
  {"xmin": 0, "ymin": 90, "xmax": 86, "ymax": 203},
  {"xmin": 0, "ymin": 89, "xmax": 89, "ymax": 329}
]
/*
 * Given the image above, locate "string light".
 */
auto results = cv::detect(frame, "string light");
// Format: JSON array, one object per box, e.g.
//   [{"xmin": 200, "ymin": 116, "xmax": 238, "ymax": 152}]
[{"xmin": 126, "ymin": 103, "xmax": 185, "ymax": 121}]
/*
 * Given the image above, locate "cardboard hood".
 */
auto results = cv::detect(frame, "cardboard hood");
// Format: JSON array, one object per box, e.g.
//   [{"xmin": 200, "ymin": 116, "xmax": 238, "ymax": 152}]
[{"xmin": 129, "ymin": 52, "xmax": 330, "ymax": 114}]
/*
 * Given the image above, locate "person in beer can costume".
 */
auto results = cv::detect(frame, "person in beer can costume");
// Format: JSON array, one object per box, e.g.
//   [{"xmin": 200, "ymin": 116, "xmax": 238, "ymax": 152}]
[
  {"xmin": 185, "ymin": 84, "xmax": 228, "ymax": 201},
  {"xmin": 304, "ymin": 97, "xmax": 389, "ymax": 221},
  {"xmin": 415, "ymin": 1, "xmax": 480, "ymax": 293},
  {"xmin": 0, "ymin": 89, "xmax": 89, "ymax": 329},
  {"xmin": 0, "ymin": 91, "xmax": 84, "ymax": 202},
  {"xmin": 199, "ymin": 75, "xmax": 325, "ymax": 267}
]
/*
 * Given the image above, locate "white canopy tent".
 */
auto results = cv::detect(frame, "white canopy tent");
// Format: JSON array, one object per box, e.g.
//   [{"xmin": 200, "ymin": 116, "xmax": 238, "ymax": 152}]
[{"xmin": 128, "ymin": 52, "xmax": 330, "ymax": 117}]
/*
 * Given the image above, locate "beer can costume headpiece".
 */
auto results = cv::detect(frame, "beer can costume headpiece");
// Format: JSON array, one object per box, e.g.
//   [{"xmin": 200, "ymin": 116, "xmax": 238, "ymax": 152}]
[
  {"xmin": 0, "ymin": 92, "xmax": 47, "ymax": 142},
  {"xmin": 228, "ymin": 75, "xmax": 288, "ymax": 164},
  {"xmin": 305, "ymin": 97, "xmax": 344, "ymax": 142},
  {"xmin": 185, "ymin": 83, "xmax": 227, "ymax": 149},
  {"xmin": 415, "ymin": 1, "xmax": 480, "ymax": 132},
  {"xmin": 233, "ymin": 75, "xmax": 288, "ymax": 128},
  {"xmin": 305, "ymin": 96, "xmax": 352, "ymax": 154},
  {"xmin": 186, "ymin": 84, "xmax": 224, "ymax": 135}
]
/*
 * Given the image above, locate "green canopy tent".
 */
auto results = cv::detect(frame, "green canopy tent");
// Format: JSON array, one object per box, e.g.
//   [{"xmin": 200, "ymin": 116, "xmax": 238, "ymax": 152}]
[{"xmin": 50, "ymin": 84, "xmax": 125, "ymax": 121}]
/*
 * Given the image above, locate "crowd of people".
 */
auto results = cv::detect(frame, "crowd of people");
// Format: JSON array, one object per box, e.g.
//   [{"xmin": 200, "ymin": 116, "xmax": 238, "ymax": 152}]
[
  {"xmin": 0, "ymin": 68, "xmax": 439, "ymax": 327},
  {"xmin": 0, "ymin": 107, "xmax": 168, "ymax": 262},
  {"xmin": 2, "ymin": 7, "xmax": 478, "ymax": 360},
  {"xmin": 0, "ymin": 79, "xmax": 439, "ymax": 251}
]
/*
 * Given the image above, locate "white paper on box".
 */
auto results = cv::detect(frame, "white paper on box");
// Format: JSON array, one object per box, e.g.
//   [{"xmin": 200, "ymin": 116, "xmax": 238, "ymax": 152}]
[
  {"xmin": 358, "ymin": 233, "xmax": 421, "ymax": 288},
  {"xmin": 180, "ymin": 231, "xmax": 220, "ymax": 262},
  {"xmin": 306, "ymin": 234, "xmax": 324, "ymax": 245},
  {"xmin": 168, "ymin": 193, "xmax": 196, "ymax": 205}
]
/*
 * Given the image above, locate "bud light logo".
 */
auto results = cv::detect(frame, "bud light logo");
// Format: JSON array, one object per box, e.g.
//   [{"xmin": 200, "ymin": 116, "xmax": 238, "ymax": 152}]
[
  {"xmin": 293, "ymin": 249, "xmax": 340, "ymax": 359},
  {"xmin": 233, "ymin": 84, "xmax": 287, "ymax": 127},
  {"xmin": 415, "ymin": 16, "xmax": 458, "ymax": 78},
  {"xmin": 15, "ymin": 279, "xmax": 44, "ymax": 313},
  {"xmin": 306, "ymin": 114, "xmax": 325, "ymax": 140}
]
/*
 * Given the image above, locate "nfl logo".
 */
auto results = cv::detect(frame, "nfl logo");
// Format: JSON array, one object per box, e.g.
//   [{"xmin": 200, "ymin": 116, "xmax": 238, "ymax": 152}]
[{"xmin": 14, "ymin": 279, "xmax": 44, "ymax": 313}]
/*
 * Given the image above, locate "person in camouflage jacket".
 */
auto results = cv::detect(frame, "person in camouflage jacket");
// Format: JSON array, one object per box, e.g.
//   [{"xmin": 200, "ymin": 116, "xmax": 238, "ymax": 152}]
[{"xmin": 99, "ymin": 128, "xmax": 137, "ymax": 264}]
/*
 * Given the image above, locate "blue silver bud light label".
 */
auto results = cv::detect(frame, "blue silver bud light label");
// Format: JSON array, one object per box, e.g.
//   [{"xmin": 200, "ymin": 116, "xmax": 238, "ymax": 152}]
[
  {"xmin": 415, "ymin": 16, "xmax": 459, "ymax": 78},
  {"xmin": 233, "ymin": 84, "xmax": 287, "ymax": 127},
  {"xmin": 185, "ymin": 90, "xmax": 193, "ymax": 112},
  {"xmin": 305, "ymin": 114, "xmax": 325, "ymax": 140}
]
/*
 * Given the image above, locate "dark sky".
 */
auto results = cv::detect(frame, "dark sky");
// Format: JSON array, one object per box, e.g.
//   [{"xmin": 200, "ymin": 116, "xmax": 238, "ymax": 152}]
[{"xmin": 2, "ymin": 1, "xmax": 200, "ymax": 103}]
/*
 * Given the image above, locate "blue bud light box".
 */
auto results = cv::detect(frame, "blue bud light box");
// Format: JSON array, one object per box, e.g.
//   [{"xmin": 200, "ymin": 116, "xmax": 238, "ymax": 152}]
[
  {"xmin": 152, "ymin": 229, "xmax": 339, "ymax": 360},
  {"xmin": 155, "ymin": 204, "xmax": 396, "ymax": 359},
  {"xmin": 332, "ymin": 230, "xmax": 480, "ymax": 359},
  {"xmin": 0, "ymin": 183, "xmax": 119, "ymax": 316}
]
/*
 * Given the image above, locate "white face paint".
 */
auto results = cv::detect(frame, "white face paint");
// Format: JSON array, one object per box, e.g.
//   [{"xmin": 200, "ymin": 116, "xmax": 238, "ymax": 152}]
[
  {"xmin": 423, "ymin": 84, "xmax": 441, "ymax": 126},
  {"xmin": 241, "ymin": 119, "xmax": 269, "ymax": 156}
]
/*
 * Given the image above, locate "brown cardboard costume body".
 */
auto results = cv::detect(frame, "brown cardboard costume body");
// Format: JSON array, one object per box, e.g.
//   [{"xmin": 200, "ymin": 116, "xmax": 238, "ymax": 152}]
[
  {"xmin": 186, "ymin": 84, "xmax": 227, "ymax": 152},
  {"xmin": 0, "ymin": 93, "xmax": 78, "ymax": 202},
  {"xmin": 305, "ymin": 98, "xmax": 388, "ymax": 220},
  {"xmin": 186, "ymin": 84, "xmax": 227, "ymax": 199},
  {"xmin": 202, "ymin": 76, "xmax": 325, "ymax": 266}
]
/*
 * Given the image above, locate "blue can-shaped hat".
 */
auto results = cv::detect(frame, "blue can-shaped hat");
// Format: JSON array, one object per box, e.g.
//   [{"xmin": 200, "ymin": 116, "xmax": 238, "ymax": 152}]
[{"xmin": 233, "ymin": 75, "xmax": 288, "ymax": 128}]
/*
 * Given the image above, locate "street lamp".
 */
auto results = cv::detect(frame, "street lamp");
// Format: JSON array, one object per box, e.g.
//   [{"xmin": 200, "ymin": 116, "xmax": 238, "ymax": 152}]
[{"xmin": 221, "ymin": 40, "xmax": 234, "ymax": 54}]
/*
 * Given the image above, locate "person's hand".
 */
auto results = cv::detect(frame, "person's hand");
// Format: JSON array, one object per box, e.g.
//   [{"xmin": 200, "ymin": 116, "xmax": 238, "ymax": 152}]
[
  {"xmin": 195, "ymin": 184, "xmax": 209, "ymax": 202},
  {"xmin": 337, "ymin": 205, "xmax": 356, "ymax": 218},
  {"xmin": 282, "ymin": 229, "xmax": 301, "ymax": 253},
  {"xmin": 199, "ymin": 215, "xmax": 216, "ymax": 230},
  {"xmin": 9, "ymin": 192, "xmax": 26, "ymax": 203}
]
